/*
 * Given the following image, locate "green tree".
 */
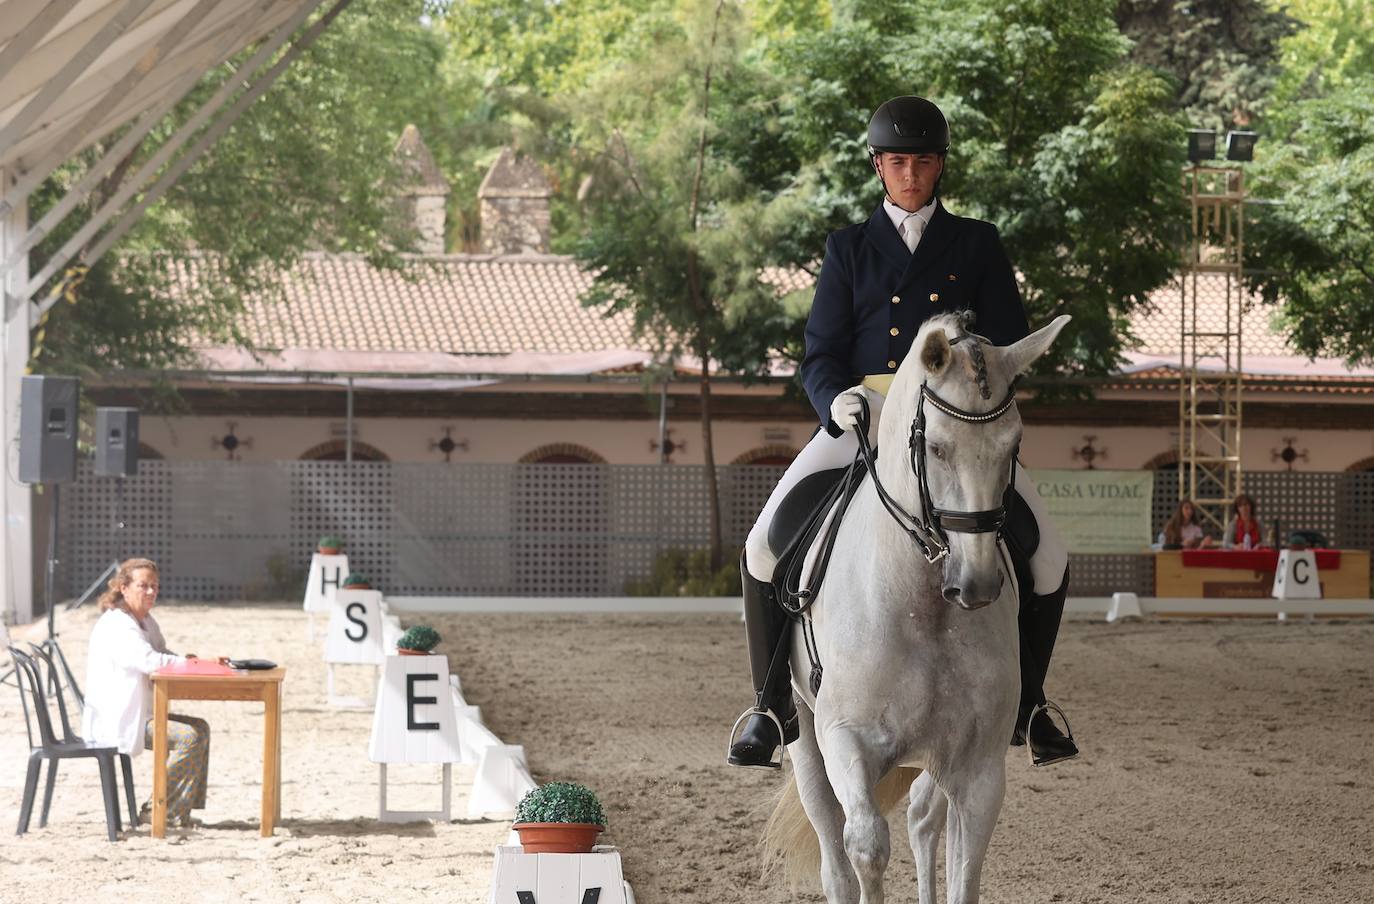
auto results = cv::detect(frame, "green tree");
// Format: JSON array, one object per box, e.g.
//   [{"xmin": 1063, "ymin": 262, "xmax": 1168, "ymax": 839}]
[
  {"xmin": 1115, "ymin": 0, "xmax": 1297, "ymax": 131},
  {"xmin": 735, "ymin": 0, "xmax": 1186, "ymax": 380},
  {"xmin": 29, "ymin": 0, "xmax": 451, "ymax": 377},
  {"xmin": 572, "ymin": 0, "xmax": 789, "ymax": 569},
  {"xmin": 1245, "ymin": 78, "xmax": 1374, "ymax": 363}
]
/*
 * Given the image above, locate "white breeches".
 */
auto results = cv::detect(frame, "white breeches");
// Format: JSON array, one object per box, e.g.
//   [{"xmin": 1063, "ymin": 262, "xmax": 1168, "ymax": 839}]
[{"xmin": 744, "ymin": 408, "xmax": 1068, "ymax": 595}]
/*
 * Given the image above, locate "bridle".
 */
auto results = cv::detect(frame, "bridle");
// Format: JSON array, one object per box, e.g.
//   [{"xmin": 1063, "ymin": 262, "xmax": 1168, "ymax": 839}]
[{"xmin": 854, "ymin": 335, "xmax": 1020, "ymax": 564}]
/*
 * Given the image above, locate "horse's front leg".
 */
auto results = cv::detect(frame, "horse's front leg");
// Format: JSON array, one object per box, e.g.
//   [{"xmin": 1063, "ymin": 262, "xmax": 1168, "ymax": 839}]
[
  {"xmin": 817, "ymin": 720, "xmax": 894, "ymax": 904},
  {"xmin": 907, "ymin": 770, "xmax": 947, "ymax": 904},
  {"xmin": 790, "ymin": 703, "xmax": 860, "ymax": 903},
  {"xmin": 942, "ymin": 756, "xmax": 1007, "ymax": 904}
]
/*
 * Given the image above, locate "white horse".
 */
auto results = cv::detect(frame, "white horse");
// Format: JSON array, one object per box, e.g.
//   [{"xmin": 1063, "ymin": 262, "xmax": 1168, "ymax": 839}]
[{"xmin": 762, "ymin": 313, "xmax": 1071, "ymax": 904}]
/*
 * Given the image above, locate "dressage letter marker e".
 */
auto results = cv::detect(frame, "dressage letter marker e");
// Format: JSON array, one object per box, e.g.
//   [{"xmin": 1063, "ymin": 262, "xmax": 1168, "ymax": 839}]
[
  {"xmin": 1272, "ymin": 549, "xmax": 1321, "ymax": 601},
  {"xmin": 370, "ymin": 653, "xmax": 463, "ymax": 822}
]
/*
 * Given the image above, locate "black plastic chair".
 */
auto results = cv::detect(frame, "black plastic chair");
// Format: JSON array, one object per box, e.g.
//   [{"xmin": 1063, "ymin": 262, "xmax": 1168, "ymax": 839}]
[{"xmin": 10, "ymin": 646, "xmax": 136, "ymax": 841}]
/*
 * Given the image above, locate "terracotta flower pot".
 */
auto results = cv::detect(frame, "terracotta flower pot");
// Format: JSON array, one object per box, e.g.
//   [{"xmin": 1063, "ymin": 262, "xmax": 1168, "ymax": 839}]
[
  {"xmin": 343, "ymin": 583, "xmax": 370, "ymax": 590},
  {"xmin": 396, "ymin": 647, "xmax": 433, "ymax": 656},
  {"xmin": 513, "ymin": 822, "xmax": 604, "ymax": 854},
  {"xmin": 318, "ymin": 546, "xmax": 341, "ymax": 555}
]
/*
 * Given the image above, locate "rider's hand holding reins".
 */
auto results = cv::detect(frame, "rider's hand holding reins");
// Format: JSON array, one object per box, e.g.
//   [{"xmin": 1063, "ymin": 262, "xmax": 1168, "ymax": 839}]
[{"xmin": 830, "ymin": 385, "xmax": 877, "ymax": 432}]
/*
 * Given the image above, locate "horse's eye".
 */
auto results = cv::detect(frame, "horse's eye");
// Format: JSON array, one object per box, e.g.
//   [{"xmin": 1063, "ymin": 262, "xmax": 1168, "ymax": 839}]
[{"xmin": 930, "ymin": 444, "xmax": 946, "ymax": 460}]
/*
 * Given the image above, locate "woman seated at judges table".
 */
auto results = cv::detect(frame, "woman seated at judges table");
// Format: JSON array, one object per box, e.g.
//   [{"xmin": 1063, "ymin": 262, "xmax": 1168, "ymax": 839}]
[
  {"xmin": 1156, "ymin": 498, "xmax": 1215, "ymax": 550},
  {"xmin": 80, "ymin": 558, "xmax": 211, "ymax": 827},
  {"xmin": 1221, "ymin": 493, "xmax": 1264, "ymax": 550}
]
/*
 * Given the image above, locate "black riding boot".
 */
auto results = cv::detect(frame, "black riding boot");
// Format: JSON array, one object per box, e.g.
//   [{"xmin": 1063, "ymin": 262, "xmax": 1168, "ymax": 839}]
[
  {"xmin": 727, "ymin": 558, "xmax": 798, "ymax": 769},
  {"xmin": 1012, "ymin": 568, "xmax": 1079, "ymax": 766}
]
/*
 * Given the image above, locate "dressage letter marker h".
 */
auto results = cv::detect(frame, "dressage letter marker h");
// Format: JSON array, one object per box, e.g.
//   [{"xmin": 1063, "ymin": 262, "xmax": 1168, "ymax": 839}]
[{"xmin": 303, "ymin": 552, "xmax": 348, "ymax": 641}]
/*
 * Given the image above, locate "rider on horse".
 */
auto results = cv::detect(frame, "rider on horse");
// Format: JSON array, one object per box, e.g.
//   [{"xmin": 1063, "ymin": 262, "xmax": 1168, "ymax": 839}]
[{"xmin": 727, "ymin": 96, "xmax": 1079, "ymax": 770}]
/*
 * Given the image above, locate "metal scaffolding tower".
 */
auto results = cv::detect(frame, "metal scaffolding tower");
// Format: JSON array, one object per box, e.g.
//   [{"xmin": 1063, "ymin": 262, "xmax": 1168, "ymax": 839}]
[{"xmin": 1179, "ymin": 165, "xmax": 1246, "ymax": 533}]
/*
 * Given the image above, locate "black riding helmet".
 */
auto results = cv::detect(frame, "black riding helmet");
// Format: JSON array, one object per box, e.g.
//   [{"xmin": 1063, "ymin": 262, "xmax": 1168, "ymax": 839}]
[
  {"xmin": 867, "ymin": 95, "xmax": 950, "ymax": 155},
  {"xmin": 868, "ymin": 96, "xmax": 950, "ymax": 203}
]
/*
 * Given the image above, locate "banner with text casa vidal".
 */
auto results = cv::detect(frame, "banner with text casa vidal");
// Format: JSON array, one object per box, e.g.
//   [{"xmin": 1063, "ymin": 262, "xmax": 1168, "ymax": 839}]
[{"xmin": 1028, "ymin": 469, "xmax": 1155, "ymax": 554}]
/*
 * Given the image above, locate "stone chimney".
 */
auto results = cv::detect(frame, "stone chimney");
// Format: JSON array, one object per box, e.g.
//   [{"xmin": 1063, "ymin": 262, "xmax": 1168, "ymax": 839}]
[
  {"xmin": 393, "ymin": 124, "xmax": 451, "ymax": 255},
  {"xmin": 477, "ymin": 147, "xmax": 552, "ymax": 255}
]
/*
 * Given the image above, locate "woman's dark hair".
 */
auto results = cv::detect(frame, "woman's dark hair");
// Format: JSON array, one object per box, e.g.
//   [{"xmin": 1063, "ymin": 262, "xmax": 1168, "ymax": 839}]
[
  {"xmin": 1231, "ymin": 493, "xmax": 1258, "ymax": 519},
  {"xmin": 1163, "ymin": 498, "xmax": 1197, "ymax": 546}
]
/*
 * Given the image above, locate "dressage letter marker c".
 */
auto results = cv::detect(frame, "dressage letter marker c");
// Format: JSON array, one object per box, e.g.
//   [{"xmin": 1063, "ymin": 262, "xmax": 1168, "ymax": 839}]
[{"xmin": 1272, "ymin": 549, "xmax": 1321, "ymax": 601}]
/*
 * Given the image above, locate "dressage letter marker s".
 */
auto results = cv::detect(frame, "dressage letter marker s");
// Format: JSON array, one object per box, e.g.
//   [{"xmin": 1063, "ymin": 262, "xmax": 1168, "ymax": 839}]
[{"xmin": 325, "ymin": 589, "xmax": 385, "ymax": 665}]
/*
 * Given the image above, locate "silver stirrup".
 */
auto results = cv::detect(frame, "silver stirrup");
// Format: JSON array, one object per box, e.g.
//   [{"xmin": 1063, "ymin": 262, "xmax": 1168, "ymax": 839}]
[
  {"xmin": 1025, "ymin": 700, "xmax": 1078, "ymax": 768},
  {"xmin": 725, "ymin": 707, "xmax": 787, "ymax": 770}
]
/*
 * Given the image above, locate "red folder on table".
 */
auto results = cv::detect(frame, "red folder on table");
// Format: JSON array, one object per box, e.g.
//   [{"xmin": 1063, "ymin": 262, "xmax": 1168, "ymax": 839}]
[{"xmin": 156, "ymin": 659, "xmax": 238, "ymax": 677}]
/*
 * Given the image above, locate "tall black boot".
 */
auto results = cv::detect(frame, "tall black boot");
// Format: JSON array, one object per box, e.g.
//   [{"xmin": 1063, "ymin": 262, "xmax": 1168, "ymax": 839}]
[
  {"xmin": 726, "ymin": 557, "xmax": 798, "ymax": 769},
  {"xmin": 1011, "ymin": 567, "xmax": 1078, "ymax": 766}
]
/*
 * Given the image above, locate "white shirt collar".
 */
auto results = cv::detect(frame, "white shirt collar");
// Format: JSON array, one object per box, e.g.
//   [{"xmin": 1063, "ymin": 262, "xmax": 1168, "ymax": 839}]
[{"xmin": 883, "ymin": 197, "xmax": 936, "ymax": 233}]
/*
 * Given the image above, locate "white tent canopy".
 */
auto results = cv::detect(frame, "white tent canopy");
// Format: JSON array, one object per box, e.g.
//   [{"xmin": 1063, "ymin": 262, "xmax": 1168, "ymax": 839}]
[{"xmin": 0, "ymin": 0, "xmax": 348, "ymax": 623}]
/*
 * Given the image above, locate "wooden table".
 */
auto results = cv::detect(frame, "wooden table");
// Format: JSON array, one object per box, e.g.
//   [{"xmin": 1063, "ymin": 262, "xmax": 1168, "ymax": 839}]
[
  {"xmin": 150, "ymin": 668, "xmax": 285, "ymax": 838},
  {"xmin": 1154, "ymin": 549, "xmax": 1370, "ymax": 598}
]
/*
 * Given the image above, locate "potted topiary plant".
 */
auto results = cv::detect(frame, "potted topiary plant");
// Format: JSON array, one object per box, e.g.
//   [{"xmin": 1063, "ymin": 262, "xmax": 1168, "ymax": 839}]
[
  {"xmin": 395, "ymin": 625, "xmax": 441, "ymax": 656},
  {"xmin": 342, "ymin": 573, "xmax": 371, "ymax": 590},
  {"xmin": 512, "ymin": 782, "xmax": 606, "ymax": 854},
  {"xmin": 318, "ymin": 535, "xmax": 343, "ymax": 555}
]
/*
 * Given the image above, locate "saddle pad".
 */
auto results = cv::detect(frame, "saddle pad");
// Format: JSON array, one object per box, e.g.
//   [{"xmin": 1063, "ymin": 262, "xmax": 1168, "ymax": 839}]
[{"xmin": 156, "ymin": 659, "xmax": 238, "ymax": 677}]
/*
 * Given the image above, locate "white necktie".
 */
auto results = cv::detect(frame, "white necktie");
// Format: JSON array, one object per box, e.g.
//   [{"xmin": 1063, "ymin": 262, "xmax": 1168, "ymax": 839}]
[{"xmin": 901, "ymin": 212, "xmax": 925, "ymax": 253}]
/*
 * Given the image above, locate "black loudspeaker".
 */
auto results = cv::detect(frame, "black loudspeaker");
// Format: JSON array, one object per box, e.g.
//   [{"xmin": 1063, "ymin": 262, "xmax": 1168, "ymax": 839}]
[
  {"xmin": 95, "ymin": 407, "xmax": 139, "ymax": 478},
  {"xmin": 19, "ymin": 375, "xmax": 79, "ymax": 484}
]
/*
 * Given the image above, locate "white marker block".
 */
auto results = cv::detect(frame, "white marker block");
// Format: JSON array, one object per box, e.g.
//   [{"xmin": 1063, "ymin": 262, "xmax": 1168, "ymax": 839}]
[
  {"xmin": 468, "ymin": 743, "xmax": 536, "ymax": 819},
  {"xmin": 369, "ymin": 654, "xmax": 463, "ymax": 764},
  {"xmin": 488, "ymin": 848, "xmax": 628, "ymax": 904},
  {"xmin": 325, "ymin": 589, "xmax": 385, "ymax": 665},
  {"xmin": 1273, "ymin": 549, "xmax": 1322, "ymax": 601},
  {"xmin": 303, "ymin": 553, "xmax": 349, "ymax": 641},
  {"xmin": 1106, "ymin": 592, "xmax": 1144, "ymax": 623}
]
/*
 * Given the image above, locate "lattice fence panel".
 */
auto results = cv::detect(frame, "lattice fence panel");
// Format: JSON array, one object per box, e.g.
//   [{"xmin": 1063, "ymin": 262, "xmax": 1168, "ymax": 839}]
[
  {"xmin": 1245, "ymin": 471, "xmax": 1341, "ymax": 547},
  {"xmin": 390, "ymin": 463, "xmax": 513, "ymax": 595},
  {"xmin": 1066, "ymin": 554, "xmax": 1154, "ymax": 597},
  {"xmin": 57, "ymin": 463, "xmax": 1372, "ymax": 601},
  {"xmin": 60, "ymin": 461, "xmax": 174, "ymax": 599},
  {"xmin": 288, "ymin": 462, "xmax": 395, "ymax": 594}
]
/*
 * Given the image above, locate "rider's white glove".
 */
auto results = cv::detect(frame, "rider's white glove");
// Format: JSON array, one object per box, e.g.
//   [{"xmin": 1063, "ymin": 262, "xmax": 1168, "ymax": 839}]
[{"xmin": 829, "ymin": 385, "xmax": 874, "ymax": 433}]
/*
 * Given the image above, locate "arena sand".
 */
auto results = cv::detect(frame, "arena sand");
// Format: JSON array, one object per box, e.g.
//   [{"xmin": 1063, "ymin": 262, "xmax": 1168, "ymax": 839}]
[{"xmin": 3, "ymin": 604, "xmax": 1372, "ymax": 903}]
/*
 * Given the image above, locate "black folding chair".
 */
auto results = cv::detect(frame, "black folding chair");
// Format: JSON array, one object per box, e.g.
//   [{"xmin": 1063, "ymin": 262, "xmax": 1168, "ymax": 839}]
[{"xmin": 10, "ymin": 646, "xmax": 136, "ymax": 841}]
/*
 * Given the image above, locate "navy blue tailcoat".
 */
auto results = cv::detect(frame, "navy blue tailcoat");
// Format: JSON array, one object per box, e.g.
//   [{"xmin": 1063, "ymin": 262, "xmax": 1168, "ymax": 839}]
[{"xmin": 800, "ymin": 201, "xmax": 1031, "ymax": 436}]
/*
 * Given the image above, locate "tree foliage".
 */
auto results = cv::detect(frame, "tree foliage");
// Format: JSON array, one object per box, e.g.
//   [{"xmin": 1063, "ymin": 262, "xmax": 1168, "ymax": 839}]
[
  {"xmin": 729, "ymin": 0, "xmax": 1186, "ymax": 379},
  {"xmin": 29, "ymin": 0, "xmax": 450, "ymax": 377},
  {"xmin": 1245, "ymin": 78, "xmax": 1374, "ymax": 363},
  {"xmin": 1115, "ymin": 0, "xmax": 1297, "ymax": 131}
]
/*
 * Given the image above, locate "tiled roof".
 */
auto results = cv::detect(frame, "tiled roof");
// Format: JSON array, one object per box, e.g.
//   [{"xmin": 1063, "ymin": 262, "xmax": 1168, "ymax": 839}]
[
  {"xmin": 1127, "ymin": 274, "xmax": 1297, "ymax": 359},
  {"xmin": 176, "ymin": 253, "xmax": 1369, "ymax": 384},
  {"xmin": 175, "ymin": 253, "xmax": 638, "ymax": 356}
]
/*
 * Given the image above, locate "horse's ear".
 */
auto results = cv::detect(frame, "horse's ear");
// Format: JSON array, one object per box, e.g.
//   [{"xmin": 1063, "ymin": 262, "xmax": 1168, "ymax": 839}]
[
  {"xmin": 920, "ymin": 329, "xmax": 952, "ymax": 376},
  {"xmin": 1001, "ymin": 315, "xmax": 1071, "ymax": 376}
]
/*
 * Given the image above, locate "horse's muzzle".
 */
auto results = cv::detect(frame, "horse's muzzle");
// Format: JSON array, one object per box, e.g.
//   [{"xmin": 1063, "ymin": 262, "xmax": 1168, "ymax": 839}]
[{"xmin": 942, "ymin": 571, "xmax": 1005, "ymax": 610}]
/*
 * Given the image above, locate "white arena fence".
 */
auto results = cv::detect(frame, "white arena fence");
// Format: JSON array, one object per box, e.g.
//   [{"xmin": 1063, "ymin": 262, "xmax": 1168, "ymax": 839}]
[{"xmin": 57, "ymin": 460, "xmax": 1374, "ymax": 602}]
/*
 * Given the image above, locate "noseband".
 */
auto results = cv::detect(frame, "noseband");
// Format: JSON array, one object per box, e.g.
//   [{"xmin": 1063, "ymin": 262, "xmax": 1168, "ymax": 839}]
[{"xmin": 854, "ymin": 339, "xmax": 1019, "ymax": 564}]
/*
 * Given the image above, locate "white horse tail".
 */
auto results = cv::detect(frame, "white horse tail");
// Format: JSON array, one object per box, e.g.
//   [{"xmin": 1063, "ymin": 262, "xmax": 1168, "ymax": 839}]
[{"xmin": 761, "ymin": 766, "xmax": 923, "ymax": 887}]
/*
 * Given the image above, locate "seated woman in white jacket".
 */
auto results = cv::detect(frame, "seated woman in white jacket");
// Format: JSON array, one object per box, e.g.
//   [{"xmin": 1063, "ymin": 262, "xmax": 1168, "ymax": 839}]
[{"xmin": 81, "ymin": 558, "xmax": 210, "ymax": 827}]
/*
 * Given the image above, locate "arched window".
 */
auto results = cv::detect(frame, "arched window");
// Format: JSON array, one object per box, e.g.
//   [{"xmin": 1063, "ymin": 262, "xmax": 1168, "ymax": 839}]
[
  {"xmin": 518, "ymin": 443, "xmax": 607, "ymax": 464},
  {"xmin": 299, "ymin": 440, "xmax": 391, "ymax": 462},
  {"xmin": 731, "ymin": 445, "xmax": 798, "ymax": 467},
  {"xmin": 1346, "ymin": 456, "xmax": 1374, "ymax": 473},
  {"xmin": 1142, "ymin": 450, "xmax": 1179, "ymax": 471},
  {"xmin": 137, "ymin": 442, "xmax": 164, "ymax": 460}
]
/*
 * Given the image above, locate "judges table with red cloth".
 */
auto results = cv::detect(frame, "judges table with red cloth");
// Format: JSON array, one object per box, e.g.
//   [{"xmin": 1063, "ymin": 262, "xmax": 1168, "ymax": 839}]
[{"xmin": 1156, "ymin": 548, "xmax": 1369, "ymax": 598}]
